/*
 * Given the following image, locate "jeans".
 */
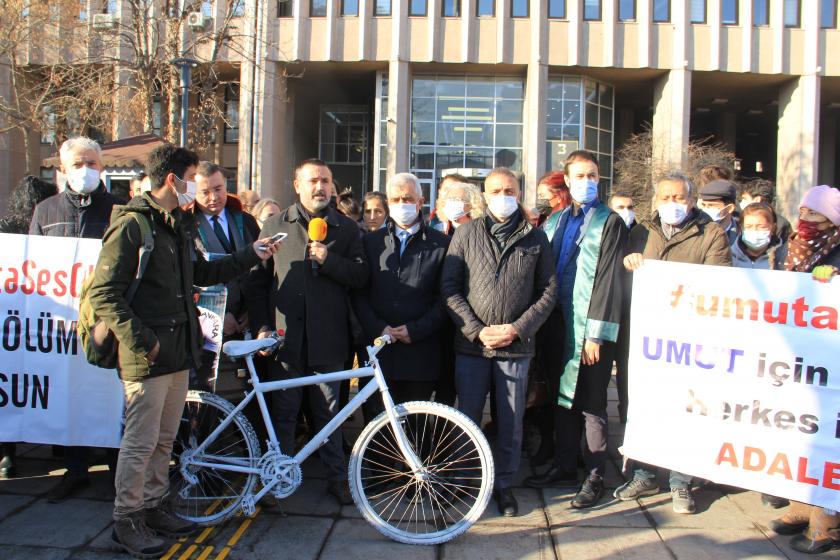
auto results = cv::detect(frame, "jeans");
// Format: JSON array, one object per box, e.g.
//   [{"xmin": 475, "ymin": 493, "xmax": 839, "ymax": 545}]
[{"xmin": 634, "ymin": 464, "xmax": 692, "ymax": 490}]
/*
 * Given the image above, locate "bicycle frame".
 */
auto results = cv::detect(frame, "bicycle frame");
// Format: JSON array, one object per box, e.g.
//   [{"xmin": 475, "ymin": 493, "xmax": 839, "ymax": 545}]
[{"xmin": 184, "ymin": 340, "xmax": 425, "ymax": 503}]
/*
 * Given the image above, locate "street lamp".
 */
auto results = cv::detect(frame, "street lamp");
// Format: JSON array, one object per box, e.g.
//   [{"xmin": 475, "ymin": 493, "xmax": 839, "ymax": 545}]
[{"xmin": 170, "ymin": 57, "xmax": 199, "ymax": 148}]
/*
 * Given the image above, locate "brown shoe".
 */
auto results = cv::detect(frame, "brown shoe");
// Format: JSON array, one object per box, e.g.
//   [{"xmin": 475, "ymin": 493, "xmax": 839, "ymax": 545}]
[
  {"xmin": 112, "ymin": 513, "xmax": 167, "ymax": 559},
  {"xmin": 769, "ymin": 500, "xmax": 811, "ymax": 535},
  {"xmin": 144, "ymin": 504, "xmax": 197, "ymax": 538},
  {"xmin": 790, "ymin": 508, "xmax": 840, "ymax": 555}
]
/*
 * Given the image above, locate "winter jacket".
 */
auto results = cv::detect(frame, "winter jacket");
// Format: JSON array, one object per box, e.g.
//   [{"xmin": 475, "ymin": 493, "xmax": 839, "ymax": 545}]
[
  {"xmin": 353, "ymin": 220, "xmax": 450, "ymax": 381},
  {"xmin": 87, "ymin": 194, "xmax": 262, "ymax": 381},
  {"xmin": 730, "ymin": 238, "xmax": 787, "ymax": 270},
  {"xmin": 441, "ymin": 209, "xmax": 557, "ymax": 359},
  {"xmin": 247, "ymin": 204, "xmax": 369, "ymax": 371},
  {"xmin": 627, "ymin": 208, "xmax": 732, "ymax": 266},
  {"xmin": 29, "ymin": 184, "xmax": 123, "ymax": 239}
]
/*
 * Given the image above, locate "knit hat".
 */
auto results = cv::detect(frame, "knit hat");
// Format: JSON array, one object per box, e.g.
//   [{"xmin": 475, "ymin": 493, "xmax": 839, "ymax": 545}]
[{"xmin": 800, "ymin": 185, "xmax": 840, "ymax": 226}]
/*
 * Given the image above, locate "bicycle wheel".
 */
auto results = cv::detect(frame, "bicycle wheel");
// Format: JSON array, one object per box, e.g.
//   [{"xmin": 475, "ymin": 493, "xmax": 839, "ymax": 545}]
[
  {"xmin": 169, "ymin": 391, "xmax": 261, "ymax": 525},
  {"xmin": 349, "ymin": 401, "xmax": 494, "ymax": 545}
]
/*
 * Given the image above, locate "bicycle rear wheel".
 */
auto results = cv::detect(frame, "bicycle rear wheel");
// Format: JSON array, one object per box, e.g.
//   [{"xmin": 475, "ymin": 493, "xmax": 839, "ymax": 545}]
[
  {"xmin": 349, "ymin": 401, "xmax": 494, "ymax": 545},
  {"xmin": 169, "ymin": 391, "xmax": 261, "ymax": 525}
]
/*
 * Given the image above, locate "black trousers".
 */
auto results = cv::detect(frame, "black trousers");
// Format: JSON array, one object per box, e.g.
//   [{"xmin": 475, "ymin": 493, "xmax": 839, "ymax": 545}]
[{"xmin": 362, "ymin": 379, "xmax": 437, "ymax": 425}]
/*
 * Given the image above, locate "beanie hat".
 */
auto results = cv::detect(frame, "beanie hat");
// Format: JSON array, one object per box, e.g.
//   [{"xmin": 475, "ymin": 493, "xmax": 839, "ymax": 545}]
[{"xmin": 800, "ymin": 185, "xmax": 840, "ymax": 226}]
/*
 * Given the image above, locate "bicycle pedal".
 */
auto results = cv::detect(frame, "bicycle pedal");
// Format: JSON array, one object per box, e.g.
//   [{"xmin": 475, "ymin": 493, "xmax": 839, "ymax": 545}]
[{"xmin": 241, "ymin": 496, "xmax": 256, "ymax": 517}]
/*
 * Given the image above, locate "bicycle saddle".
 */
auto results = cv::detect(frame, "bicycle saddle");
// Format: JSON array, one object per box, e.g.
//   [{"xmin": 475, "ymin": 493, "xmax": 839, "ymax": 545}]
[{"xmin": 222, "ymin": 338, "xmax": 278, "ymax": 358}]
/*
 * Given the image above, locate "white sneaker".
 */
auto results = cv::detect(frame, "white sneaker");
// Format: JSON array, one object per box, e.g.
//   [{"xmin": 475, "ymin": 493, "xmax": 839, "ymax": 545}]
[{"xmin": 671, "ymin": 487, "xmax": 696, "ymax": 514}]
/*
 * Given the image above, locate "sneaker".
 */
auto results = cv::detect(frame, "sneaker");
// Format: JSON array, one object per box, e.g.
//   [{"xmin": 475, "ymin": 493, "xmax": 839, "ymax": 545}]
[
  {"xmin": 144, "ymin": 504, "xmax": 197, "ymax": 538},
  {"xmin": 111, "ymin": 513, "xmax": 167, "ymax": 559},
  {"xmin": 671, "ymin": 487, "xmax": 696, "ymax": 514},
  {"xmin": 47, "ymin": 471, "xmax": 91, "ymax": 503},
  {"xmin": 613, "ymin": 478, "xmax": 660, "ymax": 501},
  {"xmin": 570, "ymin": 477, "xmax": 604, "ymax": 509}
]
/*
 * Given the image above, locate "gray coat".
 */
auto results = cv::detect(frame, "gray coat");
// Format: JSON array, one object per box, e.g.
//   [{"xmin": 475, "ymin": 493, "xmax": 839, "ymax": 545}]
[
  {"xmin": 730, "ymin": 238, "xmax": 787, "ymax": 270},
  {"xmin": 440, "ymin": 210, "xmax": 557, "ymax": 359}
]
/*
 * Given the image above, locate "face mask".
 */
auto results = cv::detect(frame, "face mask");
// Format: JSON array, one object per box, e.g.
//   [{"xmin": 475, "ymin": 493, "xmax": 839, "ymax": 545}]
[
  {"xmin": 67, "ymin": 166, "xmax": 100, "ymax": 195},
  {"xmin": 443, "ymin": 200, "xmax": 467, "ymax": 222},
  {"xmin": 739, "ymin": 200, "xmax": 752, "ymax": 211},
  {"xmin": 742, "ymin": 230, "xmax": 771, "ymax": 250},
  {"xmin": 797, "ymin": 219, "xmax": 824, "ymax": 241},
  {"xmin": 390, "ymin": 202, "xmax": 419, "ymax": 227},
  {"xmin": 658, "ymin": 202, "xmax": 688, "ymax": 226},
  {"xmin": 617, "ymin": 208, "xmax": 635, "ymax": 228},
  {"xmin": 487, "ymin": 194, "xmax": 518, "ymax": 220},
  {"xmin": 569, "ymin": 179, "xmax": 598, "ymax": 204},
  {"xmin": 535, "ymin": 198, "xmax": 553, "ymax": 217},
  {"xmin": 175, "ymin": 175, "xmax": 197, "ymax": 206},
  {"xmin": 701, "ymin": 206, "xmax": 722, "ymax": 222}
]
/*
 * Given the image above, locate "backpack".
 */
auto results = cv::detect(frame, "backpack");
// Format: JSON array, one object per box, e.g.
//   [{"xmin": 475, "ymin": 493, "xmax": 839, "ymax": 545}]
[{"xmin": 77, "ymin": 213, "xmax": 155, "ymax": 369}]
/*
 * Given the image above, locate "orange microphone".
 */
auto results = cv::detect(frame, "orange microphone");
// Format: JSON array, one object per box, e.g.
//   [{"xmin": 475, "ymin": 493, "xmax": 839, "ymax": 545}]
[{"xmin": 308, "ymin": 217, "xmax": 328, "ymax": 275}]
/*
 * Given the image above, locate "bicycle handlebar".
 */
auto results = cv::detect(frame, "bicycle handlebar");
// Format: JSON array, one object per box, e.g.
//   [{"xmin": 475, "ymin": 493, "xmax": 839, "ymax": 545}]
[{"xmin": 373, "ymin": 334, "xmax": 393, "ymax": 347}]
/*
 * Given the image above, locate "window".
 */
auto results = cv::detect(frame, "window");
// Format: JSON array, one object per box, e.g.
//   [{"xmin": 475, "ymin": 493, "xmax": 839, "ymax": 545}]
[
  {"xmin": 342, "ymin": 0, "xmax": 359, "ymax": 15},
  {"xmin": 105, "ymin": 0, "xmax": 117, "ymax": 13},
  {"xmin": 277, "ymin": 0, "xmax": 292, "ymax": 17},
  {"xmin": 548, "ymin": 0, "xmax": 565, "ymax": 18},
  {"xmin": 477, "ymin": 0, "xmax": 493, "ymax": 16},
  {"xmin": 224, "ymin": 84, "xmax": 239, "ymax": 144},
  {"xmin": 442, "ymin": 0, "xmax": 459, "ymax": 16},
  {"xmin": 375, "ymin": 0, "xmax": 391, "ymax": 15},
  {"xmin": 229, "ymin": 0, "xmax": 246, "ymax": 16},
  {"xmin": 690, "ymin": 0, "xmax": 706, "ymax": 22},
  {"xmin": 653, "ymin": 0, "xmax": 669, "ymax": 22},
  {"xmin": 618, "ymin": 0, "xmax": 635, "ymax": 21},
  {"xmin": 79, "ymin": 0, "xmax": 87, "ymax": 21},
  {"xmin": 511, "ymin": 0, "xmax": 527, "ymax": 17},
  {"xmin": 721, "ymin": 0, "xmax": 737, "ymax": 25},
  {"xmin": 201, "ymin": 0, "xmax": 213, "ymax": 16},
  {"xmin": 583, "ymin": 0, "xmax": 600, "ymax": 20},
  {"xmin": 311, "ymin": 0, "xmax": 326, "ymax": 16},
  {"xmin": 409, "ymin": 0, "xmax": 426, "ymax": 16},
  {"xmin": 783, "ymin": 0, "xmax": 800, "ymax": 27},
  {"xmin": 753, "ymin": 0, "xmax": 768, "ymax": 25},
  {"xmin": 822, "ymin": 0, "xmax": 837, "ymax": 28}
]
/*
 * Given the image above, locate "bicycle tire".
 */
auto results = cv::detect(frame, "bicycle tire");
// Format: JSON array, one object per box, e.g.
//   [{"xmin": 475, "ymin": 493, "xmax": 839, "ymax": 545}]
[
  {"xmin": 169, "ymin": 390, "xmax": 261, "ymax": 525},
  {"xmin": 348, "ymin": 401, "xmax": 494, "ymax": 545}
]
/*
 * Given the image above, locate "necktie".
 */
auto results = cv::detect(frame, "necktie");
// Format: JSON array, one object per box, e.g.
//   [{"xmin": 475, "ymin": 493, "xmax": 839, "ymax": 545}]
[
  {"xmin": 397, "ymin": 230, "xmax": 410, "ymax": 257},
  {"xmin": 211, "ymin": 215, "xmax": 233, "ymax": 254}
]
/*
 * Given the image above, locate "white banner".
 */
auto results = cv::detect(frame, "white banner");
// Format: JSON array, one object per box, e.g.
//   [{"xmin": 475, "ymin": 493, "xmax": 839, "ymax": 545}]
[
  {"xmin": 623, "ymin": 260, "xmax": 840, "ymax": 510},
  {"xmin": 0, "ymin": 233, "xmax": 123, "ymax": 447}
]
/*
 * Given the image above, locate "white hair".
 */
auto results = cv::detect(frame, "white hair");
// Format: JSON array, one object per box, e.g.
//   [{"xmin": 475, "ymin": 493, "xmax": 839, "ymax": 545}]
[
  {"xmin": 386, "ymin": 172, "xmax": 423, "ymax": 199},
  {"xmin": 436, "ymin": 181, "xmax": 486, "ymax": 220},
  {"xmin": 59, "ymin": 137, "xmax": 102, "ymax": 161}
]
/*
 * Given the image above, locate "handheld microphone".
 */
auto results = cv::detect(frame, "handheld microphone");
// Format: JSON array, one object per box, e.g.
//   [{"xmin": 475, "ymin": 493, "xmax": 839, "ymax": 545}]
[{"xmin": 308, "ymin": 217, "xmax": 328, "ymax": 276}]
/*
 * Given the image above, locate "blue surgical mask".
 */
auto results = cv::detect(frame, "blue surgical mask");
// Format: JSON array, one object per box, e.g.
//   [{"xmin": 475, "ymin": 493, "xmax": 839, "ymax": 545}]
[
  {"xmin": 702, "ymin": 206, "xmax": 722, "ymax": 222},
  {"xmin": 570, "ymin": 179, "xmax": 598, "ymax": 204}
]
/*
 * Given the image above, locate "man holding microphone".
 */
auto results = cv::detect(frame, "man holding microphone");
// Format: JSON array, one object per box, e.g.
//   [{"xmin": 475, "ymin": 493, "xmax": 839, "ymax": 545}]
[{"xmin": 247, "ymin": 158, "xmax": 368, "ymax": 505}]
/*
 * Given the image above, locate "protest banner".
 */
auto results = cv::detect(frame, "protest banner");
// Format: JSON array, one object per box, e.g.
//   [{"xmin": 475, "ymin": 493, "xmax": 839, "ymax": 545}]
[
  {"xmin": 0, "ymin": 233, "xmax": 124, "ymax": 447},
  {"xmin": 622, "ymin": 260, "xmax": 840, "ymax": 510}
]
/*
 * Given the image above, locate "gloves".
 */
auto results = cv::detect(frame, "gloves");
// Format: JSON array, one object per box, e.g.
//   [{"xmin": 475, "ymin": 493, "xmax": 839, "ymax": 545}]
[{"xmin": 811, "ymin": 265, "xmax": 838, "ymax": 283}]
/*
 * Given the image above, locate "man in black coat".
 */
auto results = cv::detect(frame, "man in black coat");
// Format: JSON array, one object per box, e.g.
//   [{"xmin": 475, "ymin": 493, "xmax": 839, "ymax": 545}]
[
  {"xmin": 353, "ymin": 173, "xmax": 450, "ymax": 421},
  {"xmin": 248, "ymin": 159, "xmax": 368, "ymax": 505},
  {"xmin": 28, "ymin": 137, "xmax": 122, "ymax": 503}
]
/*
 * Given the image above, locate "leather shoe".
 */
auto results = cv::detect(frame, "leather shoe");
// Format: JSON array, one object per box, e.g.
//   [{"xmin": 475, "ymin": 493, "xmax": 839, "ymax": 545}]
[
  {"xmin": 495, "ymin": 488, "xmax": 518, "ymax": 517},
  {"xmin": 761, "ymin": 493, "xmax": 789, "ymax": 509},
  {"xmin": 47, "ymin": 472, "xmax": 90, "ymax": 503},
  {"xmin": 0, "ymin": 454, "xmax": 17, "ymax": 479},
  {"xmin": 524, "ymin": 466, "xmax": 578, "ymax": 489},
  {"xmin": 570, "ymin": 478, "xmax": 604, "ymax": 509},
  {"xmin": 327, "ymin": 480, "xmax": 354, "ymax": 506}
]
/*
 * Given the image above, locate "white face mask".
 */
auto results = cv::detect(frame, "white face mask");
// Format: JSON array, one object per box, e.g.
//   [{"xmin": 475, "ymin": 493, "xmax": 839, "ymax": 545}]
[
  {"xmin": 658, "ymin": 202, "xmax": 689, "ymax": 226},
  {"xmin": 487, "ymin": 194, "xmax": 518, "ymax": 220},
  {"xmin": 389, "ymin": 202, "xmax": 419, "ymax": 227},
  {"xmin": 443, "ymin": 200, "xmax": 467, "ymax": 222},
  {"xmin": 742, "ymin": 230, "xmax": 772, "ymax": 250},
  {"xmin": 67, "ymin": 166, "xmax": 101, "ymax": 195},
  {"xmin": 702, "ymin": 206, "xmax": 722, "ymax": 222},
  {"xmin": 175, "ymin": 176, "xmax": 197, "ymax": 206},
  {"xmin": 569, "ymin": 178, "xmax": 599, "ymax": 204},
  {"xmin": 617, "ymin": 208, "xmax": 635, "ymax": 228}
]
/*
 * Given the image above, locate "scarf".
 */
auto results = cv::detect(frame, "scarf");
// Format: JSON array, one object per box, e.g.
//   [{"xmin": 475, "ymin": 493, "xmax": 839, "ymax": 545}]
[
  {"xmin": 485, "ymin": 210, "xmax": 522, "ymax": 250},
  {"xmin": 784, "ymin": 226, "xmax": 840, "ymax": 272}
]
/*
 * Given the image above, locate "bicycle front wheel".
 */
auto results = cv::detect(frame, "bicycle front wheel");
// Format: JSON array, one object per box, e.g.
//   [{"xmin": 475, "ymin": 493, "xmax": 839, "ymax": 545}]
[
  {"xmin": 349, "ymin": 401, "xmax": 494, "ymax": 545},
  {"xmin": 169, "ymin": 390, "xmax": 261, "ymax": 525}
]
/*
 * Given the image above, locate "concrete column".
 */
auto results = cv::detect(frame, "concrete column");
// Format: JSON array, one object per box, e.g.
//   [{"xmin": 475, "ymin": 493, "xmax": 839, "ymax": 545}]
[
  {"xmin": 523, "ymin": 62, "xmax": 547, "ymax": 207},
  {"xmin": 636, "ymin": 0, "xmax": 650, "ymax": 68},
  {"xmin": 386, "ymin": 60, "xmax": 410, "ymax": 178},
  {"xmin": 739, "ymin": 0, "xmax": 753, "ymax": 72},
  {"xmin": 818, "ymin": 116, "xmax": 837, "ymax": 187},
  {"xmin": 391, "ymin": 0, "xmax": 408, "ymax": 60},
  {"xmin": 601, "ymin": 0, "xmax": 615, "ymax": 67},
  {"xmin": 495, "ymin": 0, "xmax": 510, "ymax": 63},
  {"xmin": 776, "ymin": 75, "xmax": 821, "ymax": 221},
  {"xmin": 651, "ymin": 69, "xmax": 691, "ymax": 170},
  {"xmin": 462, "ymin": 0, "xmax": 475, "ymax": 62},
  {"xmin": 566, "ymin": 0, "xmax": 580, "ymax": 67},
  {"xmin": 359, "ymin": 0, "xmax": 371, "ymax": 60},
  {"xmin": 717, "ymin": 112, "xmax": 737, "ymax": 152}
]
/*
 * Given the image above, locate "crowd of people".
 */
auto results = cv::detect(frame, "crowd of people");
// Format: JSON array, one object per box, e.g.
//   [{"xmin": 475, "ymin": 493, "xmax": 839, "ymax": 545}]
[{"xmin": 0, "ymin": 136, "xmax": 838, "ymax": 558}]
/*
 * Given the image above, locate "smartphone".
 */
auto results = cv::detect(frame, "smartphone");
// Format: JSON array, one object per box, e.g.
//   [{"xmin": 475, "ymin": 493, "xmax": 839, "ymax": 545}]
[{"xmin": 269, "ymin": 232, "xmax": 288, "ymax": 243}]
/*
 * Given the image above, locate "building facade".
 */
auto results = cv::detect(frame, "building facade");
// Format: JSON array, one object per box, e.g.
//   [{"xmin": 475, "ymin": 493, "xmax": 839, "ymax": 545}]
[{"xmin": 1, "ymin": 0, "xmax": 839, "ymax": 218}]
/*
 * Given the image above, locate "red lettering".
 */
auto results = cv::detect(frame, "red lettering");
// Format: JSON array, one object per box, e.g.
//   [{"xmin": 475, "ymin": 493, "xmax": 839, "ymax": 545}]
[
  {"xmin": 716, "ymin": 442, "xmax": 738, "ymax": 467},
  {"xmin": 824, "ymin": 462, "xmax": 840, "ymax": 491},
  {"xmin": 767, "ymin": 453, "xmax": 793, "ymax": 480},
  {"xmin": 20, "ymin": 260, "xmax": 36, "ymax": 295},
  {"xmin": 4, "ymin": 267, "xmax": 18, "ymax": 293},
  {"xmin": 812, "ymin": 306, "xmax": 839, "ymax": 330},
  {"xmin": 797, "ymin": 457, "xmax": 819, "ymax": 486},
  {"xmin": 36, "ymin": 269, "xmax": 50, "ymax": 296},
  {"xmin": 744, "ymin": 447, "xmax": 766, "ymax": 471},
  {"xmin": 763, "ymin": 301, "xmax": 788, "ymax": 324},
  {"xmin": 53, "ymin": 270, "xmax": 67, "ymax": 297},
  {"xmin": 70, "ymin": 263, "xmax": 85, "ymax": 299}
]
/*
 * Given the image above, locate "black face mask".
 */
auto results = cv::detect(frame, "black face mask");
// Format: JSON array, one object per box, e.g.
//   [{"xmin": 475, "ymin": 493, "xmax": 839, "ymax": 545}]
[{"xmin": 535, "ymin": 198, "xmax": 553, "ymax": 217}]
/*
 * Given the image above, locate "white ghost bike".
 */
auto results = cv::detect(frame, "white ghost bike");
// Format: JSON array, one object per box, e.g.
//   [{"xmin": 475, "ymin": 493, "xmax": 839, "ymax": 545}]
[{"xmin": 170, "ymin": 334, "xmax": 494, "ymax": 545}]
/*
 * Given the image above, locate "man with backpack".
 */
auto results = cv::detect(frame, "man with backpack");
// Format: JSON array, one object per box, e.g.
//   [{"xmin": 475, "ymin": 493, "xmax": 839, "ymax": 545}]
[{"xmin": 87, "ymin": 144, "xmax": 281, "ymax": 558}]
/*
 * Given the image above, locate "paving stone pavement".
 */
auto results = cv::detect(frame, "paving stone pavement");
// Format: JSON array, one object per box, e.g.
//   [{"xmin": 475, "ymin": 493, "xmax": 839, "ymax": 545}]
[{"xmin": 1, "ymin": 382, "xmax": 838, "ymax": 559}]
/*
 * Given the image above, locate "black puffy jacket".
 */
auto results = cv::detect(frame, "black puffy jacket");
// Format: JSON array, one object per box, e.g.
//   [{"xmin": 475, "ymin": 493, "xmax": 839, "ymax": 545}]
[
  {"xmin": 29, "ymin": 183, "xmax": 123, "ymax": 239},
  {"xmin": 441, "ymin": 210, "xmax": 557, "ymax": 359}
]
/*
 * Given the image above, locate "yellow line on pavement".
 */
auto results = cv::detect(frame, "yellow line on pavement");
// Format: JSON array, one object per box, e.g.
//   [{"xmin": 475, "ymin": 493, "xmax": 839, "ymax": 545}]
[
  {"xmin": 195, "ymin": 526, "xmax": 216, "ymax": 544},
  {"xmin": 178, "ymin": 544, "xmax": 198, "ymax": 560},
  {"xmin": 161, "ymin": 543, "xmax": 182, "ymax": 560},
  {"xmin": 204, "ymin": 498, "xmax": 222, "ymax": 516},
  {"xmin": 215, "ymin": 546, "xmax": 231, "ymax": 560},
  {"xmin": 227, "ymin": 518, "xmax": 253, "ymax": 547},
  {"xmin": 196, "ymin": 545, "xmax": 215, "ymax": 560}
]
